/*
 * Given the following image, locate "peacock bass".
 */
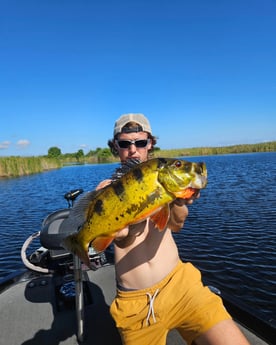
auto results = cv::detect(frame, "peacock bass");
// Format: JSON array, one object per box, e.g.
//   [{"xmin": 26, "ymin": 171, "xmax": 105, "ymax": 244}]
[{"xmin": 62, "ymin": 158, "xmax": 207, "ymax": 267}]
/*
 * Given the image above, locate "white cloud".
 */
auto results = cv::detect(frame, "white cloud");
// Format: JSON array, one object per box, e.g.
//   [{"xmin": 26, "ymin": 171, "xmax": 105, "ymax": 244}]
[
  {"xmin": 0, "ymin": 141, "xmax": 11, "ymax": 150},
  {"xmin": 16, "ymin": 139, "xmax": 31, "ymax": 149}
]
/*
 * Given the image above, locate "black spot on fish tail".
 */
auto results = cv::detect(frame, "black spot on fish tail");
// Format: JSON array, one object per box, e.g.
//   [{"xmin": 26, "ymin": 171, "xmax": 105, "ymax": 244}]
[
  {"xmin": 113, "ymin": 180, "xmax": 125, "ymax": 197},
  {"xmin": 94, "ymin": 199, "xmax": 103, "ymax": 215},
  {"xmin": 132, "ymin": 167, "xmax": 143, "ymax": 182}
]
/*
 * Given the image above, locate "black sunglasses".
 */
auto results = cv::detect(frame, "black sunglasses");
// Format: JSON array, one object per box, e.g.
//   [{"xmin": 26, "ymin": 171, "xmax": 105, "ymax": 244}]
[{"xmin": 116, "ymin": 139, "xmax": 150, "ymax": 149}]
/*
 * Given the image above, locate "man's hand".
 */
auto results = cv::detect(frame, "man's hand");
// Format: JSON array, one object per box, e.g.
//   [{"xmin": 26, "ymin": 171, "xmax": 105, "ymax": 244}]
[{"xmin": 168, "ymin": 192, "xmax": 200, "ymax": 231}]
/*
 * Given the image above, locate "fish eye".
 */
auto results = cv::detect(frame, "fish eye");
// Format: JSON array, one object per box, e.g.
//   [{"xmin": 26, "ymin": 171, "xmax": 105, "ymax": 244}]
[{"xmin": 174, "ymin": 160, "xmax": 182, "ymax": 168}]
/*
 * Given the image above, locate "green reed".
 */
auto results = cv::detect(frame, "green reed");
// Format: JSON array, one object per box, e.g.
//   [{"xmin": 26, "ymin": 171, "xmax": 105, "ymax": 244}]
[{"xmin": 0, "ymin": 157, "xmax": 61, "ymax": 178}]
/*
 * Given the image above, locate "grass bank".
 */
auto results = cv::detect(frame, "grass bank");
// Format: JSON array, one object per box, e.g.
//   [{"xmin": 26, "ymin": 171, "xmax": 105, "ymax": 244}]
[
  {"xmin": 155, "ymin": 141, "xmax": 276, "ymax": 157},
  {"xmin": 0, "ymin": 156, "xmax": 62, "ymax": 178}
]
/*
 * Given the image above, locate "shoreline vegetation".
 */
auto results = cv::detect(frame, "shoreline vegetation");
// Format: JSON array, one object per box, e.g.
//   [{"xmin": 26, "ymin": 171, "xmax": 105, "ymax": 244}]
[{"xmin": 0, "ymin": 141, "xmax": 275, "ymax": 178}]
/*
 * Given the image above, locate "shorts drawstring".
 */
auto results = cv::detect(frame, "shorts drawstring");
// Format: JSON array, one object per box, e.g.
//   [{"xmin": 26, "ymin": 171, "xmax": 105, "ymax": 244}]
[{"xmin": 145, "ymin": 289, "xmax": 159, "ymax": 326}]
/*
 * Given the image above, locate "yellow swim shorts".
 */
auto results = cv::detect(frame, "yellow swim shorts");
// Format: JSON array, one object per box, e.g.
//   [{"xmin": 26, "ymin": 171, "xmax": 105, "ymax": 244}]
[{"xmin": 110, "ymin": 260, "xmax": 231, "ymax": 345}]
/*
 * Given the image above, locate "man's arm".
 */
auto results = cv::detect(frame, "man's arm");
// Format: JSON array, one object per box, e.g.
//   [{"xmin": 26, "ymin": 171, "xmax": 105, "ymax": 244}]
[{"xmin": 167, "ymin": 193, "xmax": 200, "ymax": 231}]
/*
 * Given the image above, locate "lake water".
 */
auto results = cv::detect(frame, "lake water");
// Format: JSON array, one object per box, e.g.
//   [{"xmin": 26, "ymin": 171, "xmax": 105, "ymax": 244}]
[{"xmin": 0, "ymin": 153, "xmax": 275, "ymax": 325}]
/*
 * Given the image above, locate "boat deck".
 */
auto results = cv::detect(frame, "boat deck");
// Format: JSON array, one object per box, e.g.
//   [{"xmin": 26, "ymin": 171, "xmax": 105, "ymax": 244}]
[{"xmin": 0, "ymin": 264, "xmax": 272, "ymax": 345}]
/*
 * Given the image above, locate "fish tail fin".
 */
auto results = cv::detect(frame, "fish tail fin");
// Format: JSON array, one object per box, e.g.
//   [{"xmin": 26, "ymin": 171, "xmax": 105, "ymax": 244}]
[{"xmin": 62, "ymin": 233, "xmax": 90, "ymax": 268}]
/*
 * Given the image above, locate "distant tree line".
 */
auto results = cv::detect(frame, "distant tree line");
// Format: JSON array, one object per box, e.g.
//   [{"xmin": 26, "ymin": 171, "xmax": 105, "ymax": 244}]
[
  {"xmin": 47, "ymin": 146, "xmax": 114, "ymax": 163},
  {"xmin": 47, "ymin": 141, "xmax": 276, "ymax": 164}
]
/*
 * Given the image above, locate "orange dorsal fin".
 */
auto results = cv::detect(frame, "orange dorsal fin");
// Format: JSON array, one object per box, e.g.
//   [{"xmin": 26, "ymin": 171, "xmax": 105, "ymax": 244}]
[
  {"xmin": 91, "ymin": 236, "xmax": 115, "ymax": 252},
  {"xmin": 150, "ymin": 205, "xmax": 170, "ymax": 231}
]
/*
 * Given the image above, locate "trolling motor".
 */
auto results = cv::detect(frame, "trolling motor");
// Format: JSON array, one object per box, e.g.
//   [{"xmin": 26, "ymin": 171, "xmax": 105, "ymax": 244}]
[{"xmin": 64, "ymin": 188, "xmax": 84, "ymax": 208}]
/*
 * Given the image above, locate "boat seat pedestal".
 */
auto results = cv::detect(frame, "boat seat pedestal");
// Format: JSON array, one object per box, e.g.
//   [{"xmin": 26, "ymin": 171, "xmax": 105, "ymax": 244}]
[{"xmin": 40, "ymin": 208, "xmax": 85, "ymax": 342}]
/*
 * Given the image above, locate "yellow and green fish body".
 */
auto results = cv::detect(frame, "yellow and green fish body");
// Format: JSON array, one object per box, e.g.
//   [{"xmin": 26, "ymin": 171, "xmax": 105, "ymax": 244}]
[{"xmin": 63, "ymin": 158, "xmax": 207, "ymax": 267}]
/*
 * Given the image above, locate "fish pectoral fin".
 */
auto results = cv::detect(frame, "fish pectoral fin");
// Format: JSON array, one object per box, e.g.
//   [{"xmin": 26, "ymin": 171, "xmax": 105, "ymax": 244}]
[
  {"xmin": 150, "ymin": 205, "xmax": 170, "ymax": 231},
  {"xmin": 91, "ymin": 235, "xmax": 115, "ymax": 252}
]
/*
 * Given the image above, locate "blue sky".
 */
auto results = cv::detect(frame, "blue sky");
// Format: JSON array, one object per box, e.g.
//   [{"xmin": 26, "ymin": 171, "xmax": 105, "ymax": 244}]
[{"xmin": 1, "ymin": 0, "xmax": 275, "ymax": 156}]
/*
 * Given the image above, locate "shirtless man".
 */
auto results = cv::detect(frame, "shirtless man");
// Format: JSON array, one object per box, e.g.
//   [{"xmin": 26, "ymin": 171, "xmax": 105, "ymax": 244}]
[{"xmin": 97, "ymin": 113, "xmax": 250, "ymax": 345}]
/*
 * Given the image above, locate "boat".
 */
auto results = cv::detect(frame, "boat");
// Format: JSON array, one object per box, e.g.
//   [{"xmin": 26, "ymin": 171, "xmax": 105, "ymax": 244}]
[{"xmin": 0, "ymin": 189, "xmax": 275, "ymax": 345}]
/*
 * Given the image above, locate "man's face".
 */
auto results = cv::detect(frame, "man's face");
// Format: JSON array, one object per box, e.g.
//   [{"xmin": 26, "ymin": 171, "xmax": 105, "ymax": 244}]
[{"xmin": 115, "ymin": 131, "xmax": 152, "ymax": 162}]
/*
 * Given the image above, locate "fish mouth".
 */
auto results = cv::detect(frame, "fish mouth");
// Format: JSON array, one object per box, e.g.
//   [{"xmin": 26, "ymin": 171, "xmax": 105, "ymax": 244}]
[
  {"xmin": 185, "ymin": 187, "xmax": 200, "ymax": 199},
  {"xmin": 189, "ymin": 188, "xmax": 200, "ymax": 198},
  {"xmin": 174, "ymin": 187, "xmax": 201, "ymax": 199}
]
